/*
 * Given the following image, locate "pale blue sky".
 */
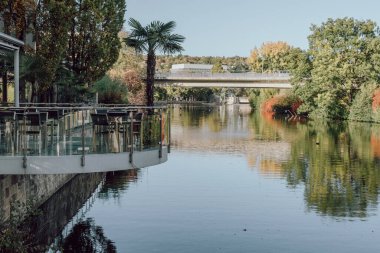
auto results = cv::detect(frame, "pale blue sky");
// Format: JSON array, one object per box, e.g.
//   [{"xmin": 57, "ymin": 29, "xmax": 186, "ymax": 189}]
[{"xmin": 125, "ymin": 0, "xmax": 380, "ymax": 57}]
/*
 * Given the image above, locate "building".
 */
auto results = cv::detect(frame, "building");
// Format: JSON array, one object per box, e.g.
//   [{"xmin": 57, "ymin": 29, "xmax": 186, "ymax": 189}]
[{"xmin": 170, "ymin": 64, "xmax": 213, "ymax": 74}]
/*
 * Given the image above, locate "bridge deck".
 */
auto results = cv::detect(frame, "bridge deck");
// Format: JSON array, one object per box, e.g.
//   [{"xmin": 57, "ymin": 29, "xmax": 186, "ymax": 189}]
[{"xmin": 154, "ymin": 72, "xmax": 292, "ymax": 88}]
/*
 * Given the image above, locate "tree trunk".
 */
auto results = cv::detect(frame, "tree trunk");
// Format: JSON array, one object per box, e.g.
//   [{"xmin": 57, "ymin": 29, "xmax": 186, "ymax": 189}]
[
  {"xmin": 2, "ymin": 70, "xmax": 7, "ymax": 104},
  {"xmin": 146, "ymin": 52, "xmax": 156, "ymax": 108},
  {"xmin": 31, "ymin": 81, "xmax": 37, "ymax": 103},
  {"xmin": 20, "ymin": 79, "xmax": 26, "ymax": 103}
]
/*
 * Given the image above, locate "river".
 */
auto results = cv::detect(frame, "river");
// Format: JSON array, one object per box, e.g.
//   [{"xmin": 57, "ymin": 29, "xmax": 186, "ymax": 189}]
[{"xmin": 39, "ymin": 104, "xmax": 380, "ymax": 252}]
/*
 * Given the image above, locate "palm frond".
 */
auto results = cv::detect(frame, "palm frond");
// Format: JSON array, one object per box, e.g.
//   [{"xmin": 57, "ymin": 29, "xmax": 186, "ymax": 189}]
[
  {"xmin": 161, "ymin": 41, "xmax": 184, "ymax": 54},
  {"xmin": 128, "ymin": 18, "xmax": 146, "ymax": 36},
  {"xmin": 156, "ymin": 33, "xmax": 185, "ymax": 54},
  {"xmin": 159, "ymin": 21, "xmax": 176, "ymax": 34},
  {"xmin": 125, "ymin": 37, "xmax": 147, "ymax": 53},
  {"xmin": 126, "ymin": 18, "xmax": 185, "ymax": 55}
]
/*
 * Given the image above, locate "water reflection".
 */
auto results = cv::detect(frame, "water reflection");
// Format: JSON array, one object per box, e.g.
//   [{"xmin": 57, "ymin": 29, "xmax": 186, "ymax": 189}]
[
  {"xmin": 98, "ymin": 169, "xmax": 140, "ymax": 200},
  {"xmin": 11, "ymin": 104, "xmax": 379, "ymax": 252},
  {"xmin": 278, "ymin": 120, "xmax": 380, "ymax": 218},
  {"xmin": 171, "ymin": 105, "xmax": 380, "ymax": 218},
  {"xmin": 56, "ymin": 218, "xmax": 116, "ymax": 253},
  {"xmin": 31, "ymin": 173, "xmax": 104, "ymax": 249}
]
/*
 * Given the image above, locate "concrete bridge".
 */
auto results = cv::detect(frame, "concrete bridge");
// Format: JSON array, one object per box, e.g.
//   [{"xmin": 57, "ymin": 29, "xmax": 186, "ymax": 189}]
[{"xmin": 154, "ymin": 72, "xmax": 292, "ymax": 89}]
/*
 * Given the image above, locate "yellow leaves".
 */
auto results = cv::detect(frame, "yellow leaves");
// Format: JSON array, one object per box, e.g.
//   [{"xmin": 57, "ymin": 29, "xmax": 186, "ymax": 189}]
[
  {"xmin": 261, "ymin": 41, "xmax": 291, "ymax": 57},
  {"xmin": 247, "ymin": 41, "xmax": 292, "ymax": 72}
]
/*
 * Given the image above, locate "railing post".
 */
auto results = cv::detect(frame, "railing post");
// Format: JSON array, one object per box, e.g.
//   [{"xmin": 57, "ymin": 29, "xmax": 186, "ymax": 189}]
[
  {"xmin": 167, "ymin": 109, "xmax": 171, "ymax": 154},
  {"xmin": 22, "ymin": 114, "xmax": 27, "ymax": 169},
  {"xmin": 80, "ymin": 110, "xmax": 85, "ymax": 167},
  {"xmin": 159, "ymin": 109, "xmax": 163, "ymax": 158},
  {"xmin": 129, "ymin": 111, "xmax": 133, "ymax": 163}
]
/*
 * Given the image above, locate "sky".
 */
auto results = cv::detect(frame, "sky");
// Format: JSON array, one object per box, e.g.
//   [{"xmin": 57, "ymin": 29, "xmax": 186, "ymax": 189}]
[{"xmin": 125, "ymin": 0, "xmax": 380, "ymax": 57}]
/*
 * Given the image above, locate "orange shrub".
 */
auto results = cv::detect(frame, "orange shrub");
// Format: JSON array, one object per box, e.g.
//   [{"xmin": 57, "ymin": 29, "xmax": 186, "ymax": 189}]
[
  {"xmin": 372, "ymin": 89, "xmax": 380, "ymax": 111},
  {"xmin": 370, "ymin": 134, "xmax": 380, "ymax": 158},
  {"xmin": 261, "ymin": 96, "xmax": 282, "ymax": 114}
]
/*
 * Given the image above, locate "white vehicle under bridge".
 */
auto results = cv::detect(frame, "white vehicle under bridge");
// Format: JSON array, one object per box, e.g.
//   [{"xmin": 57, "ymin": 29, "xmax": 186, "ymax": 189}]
[{"xmin": 0, "ymin": 104, "xmax": 170, "ymax": 174}]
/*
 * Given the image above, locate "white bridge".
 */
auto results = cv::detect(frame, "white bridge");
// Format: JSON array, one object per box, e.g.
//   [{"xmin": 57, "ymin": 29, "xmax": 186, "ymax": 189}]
[{"xmin": 155, "ymin": 72, "xmax": 292, "ymax": 89}]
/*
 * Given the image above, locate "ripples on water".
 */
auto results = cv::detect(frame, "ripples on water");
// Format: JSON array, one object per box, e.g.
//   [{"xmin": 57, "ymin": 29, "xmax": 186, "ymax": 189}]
[{"xmin": 29, "ymin": 105, "xmax": 380, "ymax": 252}]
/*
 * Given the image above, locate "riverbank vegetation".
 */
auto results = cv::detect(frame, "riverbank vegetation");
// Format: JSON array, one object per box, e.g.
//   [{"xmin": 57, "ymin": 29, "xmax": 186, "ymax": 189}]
[{"xmin": 251, "ymin": 18, "xmax": 380, "ymax": 123}]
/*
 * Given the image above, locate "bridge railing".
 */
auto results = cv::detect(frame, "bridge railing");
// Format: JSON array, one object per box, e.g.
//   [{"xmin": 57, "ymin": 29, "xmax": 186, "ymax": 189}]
[{"xmin": 155, "ymin": 72, "xmax": 290, "ymax": 80}]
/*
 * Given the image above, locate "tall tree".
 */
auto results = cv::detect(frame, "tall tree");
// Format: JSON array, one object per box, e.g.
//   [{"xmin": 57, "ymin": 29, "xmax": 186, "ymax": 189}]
[
  {"xmin": 247, "ymin": 41, "xmax": 291, "ymax": 73},
  {"xmin": 67, "ymin": 0, "xmax": 126, "ymax": 89},
  {"xmin": 35, "ymin": 0, "xmax": 72, "ymax": 102},
  {"xmin": 298, "ymin": 18, "xmax": 380, "ymax": 119},
  {"xmin": 125, "ymin": 18, "xmax": 185, "ymax": 107}
]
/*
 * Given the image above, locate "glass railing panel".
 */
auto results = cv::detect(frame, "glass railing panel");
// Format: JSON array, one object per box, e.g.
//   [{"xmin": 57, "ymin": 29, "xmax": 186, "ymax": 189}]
[{"xmin": 0, "ymin": 106, "xmax": 170, "ymax": 158}]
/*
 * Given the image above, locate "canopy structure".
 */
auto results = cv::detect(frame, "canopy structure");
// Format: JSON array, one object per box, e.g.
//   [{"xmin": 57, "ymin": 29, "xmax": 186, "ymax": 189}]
[{"xmin": 0, "ymin": 32, "xmax": 24, "ymax": 107}]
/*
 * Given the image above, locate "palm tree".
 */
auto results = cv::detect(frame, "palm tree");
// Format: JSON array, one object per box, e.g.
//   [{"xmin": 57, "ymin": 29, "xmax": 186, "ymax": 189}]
[{"xmin": 125, "ymin": 18, "xmax": 185, "ymax": 107}]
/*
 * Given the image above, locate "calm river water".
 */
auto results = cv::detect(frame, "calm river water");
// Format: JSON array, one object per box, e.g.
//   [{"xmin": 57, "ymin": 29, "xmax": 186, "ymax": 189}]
[{"xmin": 45, "ymin": 104, "xmax": 380, "ymax": 252}]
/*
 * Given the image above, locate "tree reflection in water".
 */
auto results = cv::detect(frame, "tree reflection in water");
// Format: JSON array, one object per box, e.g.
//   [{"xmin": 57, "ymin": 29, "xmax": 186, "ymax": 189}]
[
  {"xmin": 98, "ymin": 169, "xmax": 140, "ymax": 200},
  {"xmin": 250, "ymin": 111, "xmax": 380, "ymax": 218},
  {"xmin": 58, "ymin": 218, "xmax": 116, "ymax": 253}
]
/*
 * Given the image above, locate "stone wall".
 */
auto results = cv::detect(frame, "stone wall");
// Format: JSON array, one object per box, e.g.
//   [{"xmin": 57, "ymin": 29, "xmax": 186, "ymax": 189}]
[{"xmin": 0, "ymin": 174, "xmax": 75, "ymax": 221}]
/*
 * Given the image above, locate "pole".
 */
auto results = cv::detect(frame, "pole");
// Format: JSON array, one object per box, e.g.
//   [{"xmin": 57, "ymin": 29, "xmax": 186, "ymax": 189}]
[
  {"xmin": 159, "ymin": 109, "xmax": 162, "ymax": 158},
  {"xmin": 81, "ymin": 111, "xmax": 85, "ymax": 167},
  {"xmin": 14, "ymin": 49, "xmax": 20, "ymax": 107}
]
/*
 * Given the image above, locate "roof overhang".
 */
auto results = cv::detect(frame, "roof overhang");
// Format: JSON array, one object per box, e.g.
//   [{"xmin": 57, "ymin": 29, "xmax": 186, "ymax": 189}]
[{"xmin": 0, "ymin": 31, "xmax": 24, "ymax": 51}]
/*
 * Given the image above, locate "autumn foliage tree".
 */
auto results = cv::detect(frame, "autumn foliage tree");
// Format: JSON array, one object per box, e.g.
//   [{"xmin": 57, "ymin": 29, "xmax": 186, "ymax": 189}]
[
  {"xmin": 123, "ymin": 70, "xmax": 145, "ymax": 105},
  {"xmin": 247, "ymin": 41, "xmax": 292, "ymax": 73}
]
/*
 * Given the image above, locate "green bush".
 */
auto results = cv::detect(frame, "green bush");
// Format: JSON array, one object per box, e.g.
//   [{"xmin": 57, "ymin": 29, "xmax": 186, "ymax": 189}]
[
  {"xmin": 310, "ymin": 89, "xmax": 349, "ymax": 119},
  {"xmin": 92, "ymin": 75, "xmax": 128, "ymax": 104},
  {"xmin": 349, "ymin": 84, "xmax": 377, "ymax": 122}
]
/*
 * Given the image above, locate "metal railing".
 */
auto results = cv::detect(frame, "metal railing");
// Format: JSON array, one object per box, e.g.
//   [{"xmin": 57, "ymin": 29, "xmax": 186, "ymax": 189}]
[{"xmin": 0, "ymin": 105, "xmax": 171, "ymax": 168}]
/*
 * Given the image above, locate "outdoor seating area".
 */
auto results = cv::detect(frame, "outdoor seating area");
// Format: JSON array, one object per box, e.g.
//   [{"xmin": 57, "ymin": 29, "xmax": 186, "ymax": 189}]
[{"xmin": 0, "ymin": 105, "xmax": 170, "ymax": 174}]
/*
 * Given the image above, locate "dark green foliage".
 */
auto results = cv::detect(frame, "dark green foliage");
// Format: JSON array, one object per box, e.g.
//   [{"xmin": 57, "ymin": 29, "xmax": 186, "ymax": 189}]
[
  {"xmin": 93, "ymin": 75, "xmax": 128, "ymax": 104},
  {"xmin": 67, "ymin": 0, "xmax": 126, "ymax": 87}
]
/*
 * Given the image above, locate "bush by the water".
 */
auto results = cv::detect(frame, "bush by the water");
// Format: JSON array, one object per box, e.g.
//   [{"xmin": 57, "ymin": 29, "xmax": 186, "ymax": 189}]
[
  {"xmin": 259, "ymin": 94, "xmax": 302, "ymax": 115},
  {"xmin": 349, "ymin": 85, "xmax": 377, "ymax": 122}
]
